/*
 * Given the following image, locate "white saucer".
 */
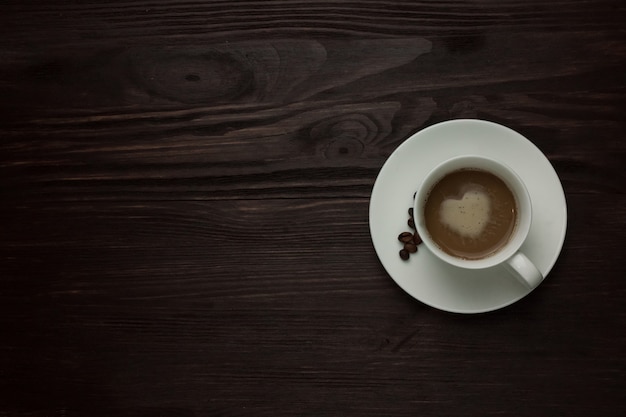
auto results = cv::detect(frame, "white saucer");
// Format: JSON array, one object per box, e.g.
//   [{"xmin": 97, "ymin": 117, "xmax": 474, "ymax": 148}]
[{"xmin": 369, "ymin": 119, "xmax": 567, "ymax": 313}]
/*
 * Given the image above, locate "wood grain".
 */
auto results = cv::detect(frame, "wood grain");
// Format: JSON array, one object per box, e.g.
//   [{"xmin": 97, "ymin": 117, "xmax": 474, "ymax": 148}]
[
  {"xmin": 2, "ymin": 1, "xmax": 624, "ymax": 48},
  {"xmin": 1, "ymin": 34, "xmax": 624, "ymax": 201},
  {"xmin": 1, "ymin": 0, "xmax": 625, "ymax": 416},
  {"xmin": 1, "ymin": 197, "xmax": 625, "ymax": 415}
]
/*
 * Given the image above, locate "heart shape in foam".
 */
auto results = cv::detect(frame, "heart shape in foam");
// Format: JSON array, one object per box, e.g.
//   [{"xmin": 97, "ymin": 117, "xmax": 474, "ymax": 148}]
[{"xmin": 440, "ymin": 190, "xmax": 491, "ymax": 238}]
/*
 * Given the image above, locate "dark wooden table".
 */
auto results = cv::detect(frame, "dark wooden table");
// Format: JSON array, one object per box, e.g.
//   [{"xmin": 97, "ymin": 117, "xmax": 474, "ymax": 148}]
[{"xmin": 1, "ymin": 1, "xmax": 625, "ymax": 416}]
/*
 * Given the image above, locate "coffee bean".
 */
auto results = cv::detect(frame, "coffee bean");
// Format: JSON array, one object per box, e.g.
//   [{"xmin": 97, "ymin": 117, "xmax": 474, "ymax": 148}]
[
  {"xmin": 404, "ymin": 242, "xmax": 418, "ymax": 253},
  {"xmin": 397, "ymin": 195, "xmax": 421, "ymax": 260},
  {"xmin": 398, "ymin": 232, "xmax": 413, "ymax": 243}
]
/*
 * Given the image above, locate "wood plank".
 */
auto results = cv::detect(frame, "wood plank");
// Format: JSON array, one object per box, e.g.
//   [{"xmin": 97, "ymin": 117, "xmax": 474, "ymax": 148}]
[
  {"xmin": 1, "ymin": 98, "xmax": 623, "ymax": 201},
  {"xmin": 1, "ymin": 33, "xmax": 624, "ymax": 201},
  {"xmin": 2, "ymin": 0, "xmax": 623, "ymax": 49},
  {"xmin": 0, "ymin": 196, "xmax": 624, "ymax": 415},
  {"xmin": 2, "ymin": 33, "xmax": 623, "ymax": 117}
]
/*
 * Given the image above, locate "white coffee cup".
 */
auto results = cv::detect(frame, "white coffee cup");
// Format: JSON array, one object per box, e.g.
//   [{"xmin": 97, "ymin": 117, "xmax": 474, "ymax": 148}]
[{"xmin": 414, "ymin": 155, "xmax": 543, "ymax": 289}]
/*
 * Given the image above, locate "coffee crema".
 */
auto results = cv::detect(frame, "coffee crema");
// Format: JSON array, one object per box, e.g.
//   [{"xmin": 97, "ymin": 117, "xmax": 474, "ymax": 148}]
[{"xmin": 423, "ymin": 168, "xmax": 517, "ymax": 260}]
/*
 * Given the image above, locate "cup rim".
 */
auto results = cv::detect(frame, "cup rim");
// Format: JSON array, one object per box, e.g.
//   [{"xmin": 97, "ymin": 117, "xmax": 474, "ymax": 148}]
[{"xmin": 414, "ymin": 155, "xmax": 532, "ymax": 269}]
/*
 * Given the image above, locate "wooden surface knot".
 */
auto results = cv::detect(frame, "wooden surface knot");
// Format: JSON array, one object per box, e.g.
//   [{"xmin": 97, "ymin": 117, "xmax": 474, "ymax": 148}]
[
  {"xmin": 309, "ymin": 113, "xmax": 379, "ymax": 159},
  {"xmin": 129, "ymin": 49, "xmax": 255, "ymax": 104}
]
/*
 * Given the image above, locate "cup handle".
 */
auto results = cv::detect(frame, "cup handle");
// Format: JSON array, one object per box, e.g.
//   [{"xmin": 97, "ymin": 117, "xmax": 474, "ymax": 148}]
[{"xmin": 503, "ymin": 252, "xmax": 543, "ymax": 289}]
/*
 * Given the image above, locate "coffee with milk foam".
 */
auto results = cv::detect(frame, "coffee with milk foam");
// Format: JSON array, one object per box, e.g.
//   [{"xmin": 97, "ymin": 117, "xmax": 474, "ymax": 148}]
[{"xmin": 423, "ymin": 169, "xmax": 517, "ymax": 260}]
